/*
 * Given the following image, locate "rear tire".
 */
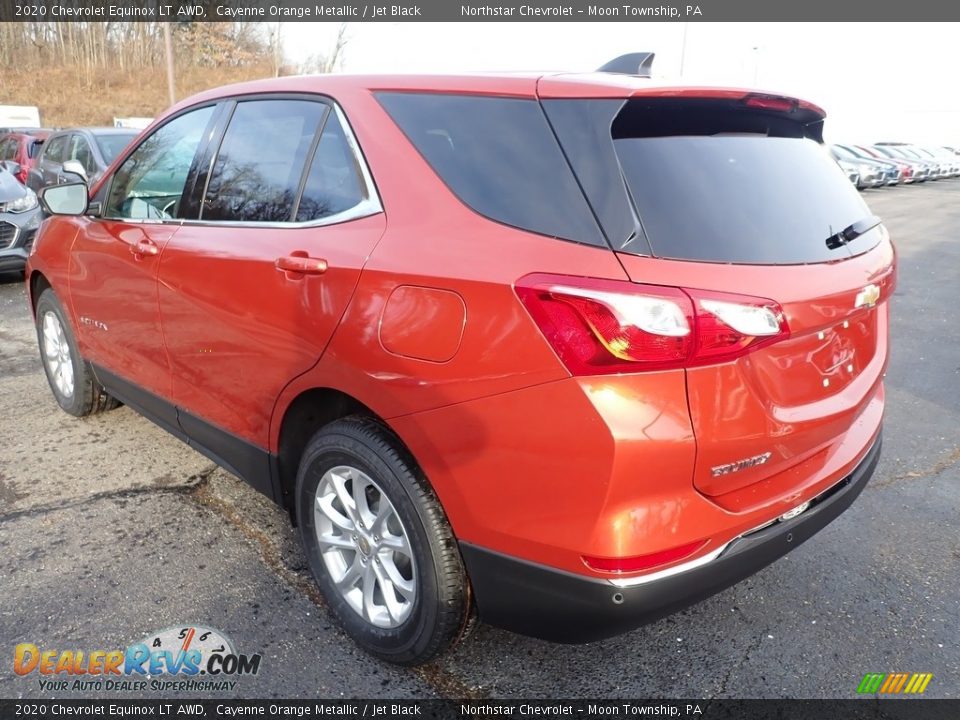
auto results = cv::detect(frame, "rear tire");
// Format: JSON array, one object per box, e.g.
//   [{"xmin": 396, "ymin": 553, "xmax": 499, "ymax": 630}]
[
  {"xmin": 295, "ymin": 417, "xmax": 469, "ymax": 665},
  {"xmin": 35, "ymin": 288, "xmax": 119, "ymax": 417}
]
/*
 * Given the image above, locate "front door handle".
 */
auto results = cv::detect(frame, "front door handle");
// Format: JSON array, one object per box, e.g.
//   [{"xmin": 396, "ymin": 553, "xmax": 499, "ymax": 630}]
[
  {"xmin": 130, "ymin": 238, "xmax": 159, "ymax": 257},
  {"xmin": 276, "ymin": 254, "xmax": 328, "ymax": 275}
]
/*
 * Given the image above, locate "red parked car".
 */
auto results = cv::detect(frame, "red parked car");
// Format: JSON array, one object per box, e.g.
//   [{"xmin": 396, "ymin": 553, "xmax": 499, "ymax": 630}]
[
  {"xmin": 26, "ymin": 57, "xmax": 895, "ymax": 665},
  {"xmin": 0, "ymin": 130, "xmax": 50, "ymax": 185}
]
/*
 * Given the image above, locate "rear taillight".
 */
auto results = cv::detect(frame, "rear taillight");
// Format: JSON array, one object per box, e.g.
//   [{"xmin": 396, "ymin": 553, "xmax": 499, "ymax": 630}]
[{"xmin": 516, "ymin": 274, "xmax": 789, "ymax": 375}]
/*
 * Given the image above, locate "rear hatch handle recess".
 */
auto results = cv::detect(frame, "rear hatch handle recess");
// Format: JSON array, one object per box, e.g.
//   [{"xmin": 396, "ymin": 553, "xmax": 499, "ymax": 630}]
[{"xmin": 825, "ymin": 215, "xmax": 882, "ymax": 251}]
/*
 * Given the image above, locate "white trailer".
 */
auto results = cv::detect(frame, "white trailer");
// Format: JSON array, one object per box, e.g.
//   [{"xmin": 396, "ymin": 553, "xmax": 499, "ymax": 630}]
[{"xmin": 0, "ymin": 105, "xmax": 41, "ymax": 128}]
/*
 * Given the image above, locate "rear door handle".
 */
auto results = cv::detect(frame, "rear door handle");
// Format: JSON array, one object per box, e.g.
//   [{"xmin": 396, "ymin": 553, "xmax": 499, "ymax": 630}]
[
  {"xmin": 130, "ymin": 238, "xmax": 159, "ymax": 257},
  {"xmin": 275, "ymin": 254, "xmax": 328, "ymax": 275}
]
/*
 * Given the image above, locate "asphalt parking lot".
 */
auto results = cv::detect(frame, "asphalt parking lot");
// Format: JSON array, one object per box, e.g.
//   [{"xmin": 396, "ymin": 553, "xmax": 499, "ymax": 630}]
[{"xmin": 1, "ymin": 181, "xmax": 958, "ymax": 700}]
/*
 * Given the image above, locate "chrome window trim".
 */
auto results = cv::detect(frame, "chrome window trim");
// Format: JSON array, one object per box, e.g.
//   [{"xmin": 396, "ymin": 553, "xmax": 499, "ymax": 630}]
[
  {"xmin": 97, "ymin": 98, "xmax": 381, "ymax": 230},
  {"xmin": 188, "ymin": 101, "xmax": 382, "ymax": 230}
]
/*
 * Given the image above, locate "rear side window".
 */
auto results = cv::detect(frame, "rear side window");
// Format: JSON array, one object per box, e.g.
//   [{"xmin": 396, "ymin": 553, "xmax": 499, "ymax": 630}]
[
  {"xmin": 44, "ymin": 135, "xmax": 68, "ymax": 163},
  {"xmin": 376, "ymin": 92, "xmax": 605, "ymax": 247},
  {"xmin": 203, "ymin": 99, "xmax": 326, "ymax": 223},
  {"xmin": 545, "ymin": 98, "xmax": 877, "ymax": 265},
  {"xmin": 27, "ymin": 139, "xmax": 43, "ymax": 159},
  {"xmin": 295, "ymin": 112, "xmax": 365, "ymax": 222}
]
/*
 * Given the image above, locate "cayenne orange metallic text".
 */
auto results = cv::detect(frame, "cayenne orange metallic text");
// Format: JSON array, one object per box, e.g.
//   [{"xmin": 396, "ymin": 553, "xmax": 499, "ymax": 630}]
[{"xmin": 25, "ymin": 53, "xmax": 895, "ymax": 665}]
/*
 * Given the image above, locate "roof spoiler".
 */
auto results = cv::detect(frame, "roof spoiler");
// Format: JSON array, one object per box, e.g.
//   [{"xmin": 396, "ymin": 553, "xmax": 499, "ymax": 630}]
[{"xmin": 597, "ymin": 52, "xmax": 655, "ymax": 78}]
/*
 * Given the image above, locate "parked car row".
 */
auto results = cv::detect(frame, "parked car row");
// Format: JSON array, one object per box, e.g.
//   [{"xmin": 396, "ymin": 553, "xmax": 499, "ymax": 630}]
[
  {"xmin": 830, "ymin": 142, "xmax": 960, "ymax": 189},
  {"xmin": 0, "ymin": 125, "xmax": 140, "ymax": 273}
]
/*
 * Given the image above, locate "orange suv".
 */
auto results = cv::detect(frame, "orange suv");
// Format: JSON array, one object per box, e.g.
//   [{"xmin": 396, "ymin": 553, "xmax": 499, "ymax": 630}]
[{"xmin": 27, "ymin": 55, "xmax": 894, "ymax": 664}]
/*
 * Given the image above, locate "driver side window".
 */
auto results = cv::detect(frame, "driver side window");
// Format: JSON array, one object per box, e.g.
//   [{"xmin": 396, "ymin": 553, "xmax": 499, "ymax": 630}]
[{"xmin": 104, "ymin": 106, "xmax": 214, "ymax": 221}]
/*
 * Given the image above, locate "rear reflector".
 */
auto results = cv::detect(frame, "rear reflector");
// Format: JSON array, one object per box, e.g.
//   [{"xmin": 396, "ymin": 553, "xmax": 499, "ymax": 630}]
[
  {"xmin": 516, "ymin": 274, "xmax": 789, "ymax": 375},
  {"xmin": 583, "ymin": 539, "xmax": 707, "ymax": 574}
]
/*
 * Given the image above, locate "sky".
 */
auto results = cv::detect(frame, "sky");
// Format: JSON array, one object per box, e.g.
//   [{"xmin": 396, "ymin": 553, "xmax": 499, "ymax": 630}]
[{"xmin": 280, "ymin": 21, "xmax": 960, "ymax": 146}]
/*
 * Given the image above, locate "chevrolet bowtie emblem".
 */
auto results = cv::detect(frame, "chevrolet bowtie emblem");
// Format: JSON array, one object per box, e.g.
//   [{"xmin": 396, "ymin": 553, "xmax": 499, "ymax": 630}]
[{"xmin": 854, "ymin": 284, "xmax": 880, "ymax": 309}]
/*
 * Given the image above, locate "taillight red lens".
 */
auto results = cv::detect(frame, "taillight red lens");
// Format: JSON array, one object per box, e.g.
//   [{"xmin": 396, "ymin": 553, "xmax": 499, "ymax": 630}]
[
  {"xmin": 743, "ymin": 93, "xmax": 798, "ymax": 113},
  {"xmin": 516, "ymin": 274, "xmax": 789, "ymax": 376},
  {"xmin": 516, "ymin": 275, "xmax": 694, "ymax": 374},
  {"xmin": 583, "ymin": 539, "xmax": 707, "ymax": 574}
]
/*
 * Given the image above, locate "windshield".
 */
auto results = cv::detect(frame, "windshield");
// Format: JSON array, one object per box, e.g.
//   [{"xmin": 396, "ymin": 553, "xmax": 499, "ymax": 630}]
[{"xmin": 95, "ymin": 133, "xmax": 137, "ymax": 164}]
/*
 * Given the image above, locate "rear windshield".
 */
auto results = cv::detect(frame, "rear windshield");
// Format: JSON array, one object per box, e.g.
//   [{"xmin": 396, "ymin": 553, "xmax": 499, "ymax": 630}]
[{"xmin": 545, "ymin": 98, "xmax": 879, "ymax": 265}]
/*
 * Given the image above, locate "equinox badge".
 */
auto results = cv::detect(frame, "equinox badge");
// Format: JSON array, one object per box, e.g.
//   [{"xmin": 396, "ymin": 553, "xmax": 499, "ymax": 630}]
[{"xmin": 711, "ymin": 452, "xmax": 772, "ymax": 477}]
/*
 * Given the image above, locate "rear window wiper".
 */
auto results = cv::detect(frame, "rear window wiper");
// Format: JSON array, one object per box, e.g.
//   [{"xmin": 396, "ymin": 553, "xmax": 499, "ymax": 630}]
[{"xmin": 825, "ymin": 215, "xmax": 881, "ymax": 250}]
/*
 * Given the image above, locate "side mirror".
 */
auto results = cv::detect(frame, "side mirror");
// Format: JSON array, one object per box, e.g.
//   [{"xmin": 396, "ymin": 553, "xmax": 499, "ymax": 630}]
[
  {"xmin": 61, "ymin": 159, "xmax": 88, "ymax": 182},
  {"xmin": 40, "ymin": 182, "xmax": 89, "ymax": 216},
  {"xmin": 0, "ymin": 160, "xmax": 22, "ymax": 178}
]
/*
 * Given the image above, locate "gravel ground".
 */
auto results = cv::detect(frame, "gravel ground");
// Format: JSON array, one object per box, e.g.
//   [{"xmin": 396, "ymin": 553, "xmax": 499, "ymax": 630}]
[{"xmin": 0, "ymin": 180, "xmax": 957, "ymax": 699}]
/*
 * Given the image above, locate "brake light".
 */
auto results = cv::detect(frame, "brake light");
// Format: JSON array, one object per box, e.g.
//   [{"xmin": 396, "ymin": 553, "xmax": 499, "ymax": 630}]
[
  {"xmin": 583, "ymin": 539, "xmax": 707, "ymax": 574},
  {"xmin": 743, "ymin": 93, "xmax": 798, "ymax": 113},
  {"xmin": 515, "ymin": 274, "xmax": 789, "ymax": 375}
]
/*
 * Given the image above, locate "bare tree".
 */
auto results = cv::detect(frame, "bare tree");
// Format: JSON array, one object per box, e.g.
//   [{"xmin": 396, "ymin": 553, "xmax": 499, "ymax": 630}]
[{"xmin": 299, "ymin": 23, "xmax": 351, "ymax": 75}]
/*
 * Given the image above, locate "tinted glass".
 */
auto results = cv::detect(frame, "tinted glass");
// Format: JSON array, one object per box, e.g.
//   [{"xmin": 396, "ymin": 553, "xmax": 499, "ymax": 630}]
[
  {"xmin": 377, "ymin": 92, "xmax": 605, "ymax": 247},
  {"xmin": 27, "ymin": 139, "xmax": 43, "ymax": 159},
  {"xmin": 105, "ymin": 106, "xmax": 215, "ymax": 220},
  {"xmin": 541, "ymin": 99, "xmax": 643, "ymax": 251},
  {"xmin": 616, "ymin": 135, "xmax": 873, "ymax": 264},
  {"xmin": 44, "ymin": 135, "xmax": 68, "ymax": 163},
  {"xmin": 295, "ymin": 112, "xmax": 364, "ymax": 222},
  {"xmin": 69, "ymin": 136, "xmax": 96, "ymax": 174},
  {"xmin": 0, "ymin": 138, "xmax": 14, "ymax": 160},
  {"xmin": 95, "ymin": 133, "xmax": 137, "ymax": 164},
  {"xmin": 593, "ymin": 99, "xmax": 874, "ymax": 264},
  {"xmin": 203, "ymin": 100, "xmax": 326, "ymax": 223}
]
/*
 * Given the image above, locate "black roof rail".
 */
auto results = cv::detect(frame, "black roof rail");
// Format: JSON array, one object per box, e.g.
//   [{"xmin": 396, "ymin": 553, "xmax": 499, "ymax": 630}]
[{"xmin": 597, "ymin": 52, "xmax": 655, "ymax": 78}]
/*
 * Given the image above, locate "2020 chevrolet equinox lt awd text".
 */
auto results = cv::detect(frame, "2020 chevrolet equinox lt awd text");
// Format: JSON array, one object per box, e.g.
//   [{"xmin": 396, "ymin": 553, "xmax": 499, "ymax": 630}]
[{"xmin": 26, "ymin": 55, "xmax": 895, "ymax": 665}]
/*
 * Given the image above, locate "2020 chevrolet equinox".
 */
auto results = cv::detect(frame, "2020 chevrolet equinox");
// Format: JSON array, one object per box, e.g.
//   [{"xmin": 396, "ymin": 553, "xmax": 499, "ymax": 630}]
[{"xmin": 27, "ymin": 55, "xmax": 894, "ymax": 665}]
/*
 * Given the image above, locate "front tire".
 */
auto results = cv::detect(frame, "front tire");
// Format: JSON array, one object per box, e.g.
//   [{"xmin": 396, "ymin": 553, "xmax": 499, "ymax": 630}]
[
  {"xmin": 296, "ymin": 417, "xmax": 469, "ymax": 665},
  {"xmin": 35, "ymin": 288, "xmax": 119, "ymax": 417}
]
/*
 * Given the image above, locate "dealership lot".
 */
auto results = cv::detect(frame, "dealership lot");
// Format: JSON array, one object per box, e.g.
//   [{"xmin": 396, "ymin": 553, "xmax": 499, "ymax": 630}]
[{"xmin": 0, "ymin": 182, "xmax": 958, "ymax": 699}]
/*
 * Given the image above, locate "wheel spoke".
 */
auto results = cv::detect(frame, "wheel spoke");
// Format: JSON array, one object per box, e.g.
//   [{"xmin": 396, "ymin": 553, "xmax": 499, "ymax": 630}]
[
  {"xmin": 373, "ymin": 561, "xmax": 405, "ymax": 623},
  {"xmin": 352, "ymin": 472, "xmax": 375, "ymax": 529},
  {"xmin": 381, "ymin": 532, "xmax": 412, "ymax": 558},
  {"xmin": 329, "ymin": 471, "xmax": 359, "ymax": 523},
  {"xmin": 42, "ymin": 333, "xmax": 58, "ymax": 358},
  {"xmin": 335, "ymin": 557, "xmax": 363, "ymax": 591},
  {"xmin": 316, "ymin": 531, "xmax": 355, "ymax": 551},
  {"xmin": 379, "ymin": 553, "xmax": 415, "ymax": 600},
  {"xmin": 316, "ymin": 493, "xmax": 354, "ymax": 533},
  {"xmin": 369, "ymin": 501, "xmax": 392, "ymax": 536},
  {"xmin": 361, "ymin": 562, "xmax": 378, "ymax": 622}
]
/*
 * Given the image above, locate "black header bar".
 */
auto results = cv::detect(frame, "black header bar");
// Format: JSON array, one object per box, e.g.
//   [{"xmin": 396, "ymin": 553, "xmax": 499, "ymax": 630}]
[
  {"xmin": 1, "ymin": 0, "xmax": 959, "ymax": 21},
  {"xmin": 0, "ymin": 699, "xmax": 958, "ymax": 719}
]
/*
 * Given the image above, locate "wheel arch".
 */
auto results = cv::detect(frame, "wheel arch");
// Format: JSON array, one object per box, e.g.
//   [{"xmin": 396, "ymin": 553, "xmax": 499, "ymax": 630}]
[
  {"xmin": 28, "ymin": 270, "xmax": 52, "ymax": 317},
  {"xmin": 275, "ymin": 387, "xmax": 417, "ymax": 524}
]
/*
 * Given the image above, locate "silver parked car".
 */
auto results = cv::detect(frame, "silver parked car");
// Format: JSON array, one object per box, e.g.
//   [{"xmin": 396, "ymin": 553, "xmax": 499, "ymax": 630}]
[{"xmin": 26, "ymin": 127, "xmax": 138, "ymax": 191}]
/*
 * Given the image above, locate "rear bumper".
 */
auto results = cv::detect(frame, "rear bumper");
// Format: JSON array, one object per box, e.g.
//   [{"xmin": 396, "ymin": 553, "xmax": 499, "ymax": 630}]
[{"xmin": 461, "ymin": 432, "xmax": 881, "ymax": 643}]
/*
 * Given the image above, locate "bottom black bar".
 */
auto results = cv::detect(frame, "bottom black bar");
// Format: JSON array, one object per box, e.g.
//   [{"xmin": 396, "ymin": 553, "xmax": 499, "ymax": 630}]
[{"xmin": 0, "ymin": 699, "xmax": 957, "ymax": 720}]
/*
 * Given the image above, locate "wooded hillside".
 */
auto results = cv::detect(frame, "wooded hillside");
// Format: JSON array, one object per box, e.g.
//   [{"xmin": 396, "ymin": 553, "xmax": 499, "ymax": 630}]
[{"xmin": 0, "ymin": 22, "xmax": 282, "ymax": 127}]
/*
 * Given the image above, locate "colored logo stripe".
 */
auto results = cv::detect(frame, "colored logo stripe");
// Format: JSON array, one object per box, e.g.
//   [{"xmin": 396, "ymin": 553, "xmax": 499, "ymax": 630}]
[{"xmin": 857, "ymin": 673, "xmax": 933, "ymax": 694}]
